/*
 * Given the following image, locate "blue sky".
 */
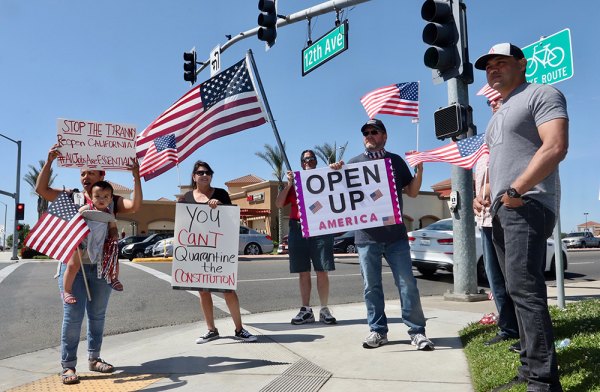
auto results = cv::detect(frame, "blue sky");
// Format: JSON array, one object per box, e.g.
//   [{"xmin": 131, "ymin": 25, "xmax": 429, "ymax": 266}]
[{"xmin": 0, "ymin": 0, "xmax": 597, "ymax": 235}]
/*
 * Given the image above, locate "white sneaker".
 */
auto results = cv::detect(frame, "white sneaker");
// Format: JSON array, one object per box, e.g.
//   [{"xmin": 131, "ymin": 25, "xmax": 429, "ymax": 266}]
[
  {"xmin": 291, "ymin": 306, "xmax": 315, "ymax": 325},
  {"xmin": 362, "ymin": 331, "xmax": 388, "ymax": 348},
  {"xmin": 319, "ymin": 307, "xmax": 337, "ymax": 324},
  {"xmin": 411, "ymin": 333, "xmax": 434, "ymax": 351}
]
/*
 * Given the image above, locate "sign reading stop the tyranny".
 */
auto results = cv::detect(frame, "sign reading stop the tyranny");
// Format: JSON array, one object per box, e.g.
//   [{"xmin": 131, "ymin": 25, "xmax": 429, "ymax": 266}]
[{"xmin": 522, "ymin": 28, "xmax": 574, "ymax": 85}]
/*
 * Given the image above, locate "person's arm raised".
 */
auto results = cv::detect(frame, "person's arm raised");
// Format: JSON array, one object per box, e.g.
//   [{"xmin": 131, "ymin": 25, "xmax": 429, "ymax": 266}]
[
  {"xmin": 118, "ymin": 158, "xmax": 143, "ymax": 214},
  {"xmin": 35, "ymin": 144, "xmax": 62, "ymax": 202}
]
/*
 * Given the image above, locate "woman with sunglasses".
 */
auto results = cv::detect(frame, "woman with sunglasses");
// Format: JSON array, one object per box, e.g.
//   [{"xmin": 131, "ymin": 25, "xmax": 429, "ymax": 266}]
[{"xmin": 179, "ymin": 160, "xmax": 257, "ymax": 344}]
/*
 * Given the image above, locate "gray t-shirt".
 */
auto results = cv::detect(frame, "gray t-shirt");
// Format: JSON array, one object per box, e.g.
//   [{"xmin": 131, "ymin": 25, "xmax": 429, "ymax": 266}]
[{"xmin": 485, "ymin": 82, "xmax": 568, "ymax": 215}]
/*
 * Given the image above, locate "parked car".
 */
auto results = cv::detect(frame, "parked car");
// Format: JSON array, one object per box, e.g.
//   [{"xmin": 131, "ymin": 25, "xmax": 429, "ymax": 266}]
[
  {"xmin": 277, "ymin": 235, "xmax": 289, "ymax": 255},
  {"xmin": 408, "ymin": 218, "xmax": 568, "ymax": 282},
  {"xmin": 121, "ymin": 232, "xmax": 173, "ymax": 260},
  {"xmin": 239, "ymin": 226, "xmax": 273, "ymax": 255},
  {"xmin": 333, "ymin": 231, "xmax": 356, "ymax": 253},
  {"xmin": 118, "ymin": 235, "xmax": 147, "ymax": 258},
  {"xmin": 152, "ymin": 237, "xmax": 174, "ymax": 257},
  {"xmin": 562, "ymin": 231, "xmax": 600, "ymax": 248}
]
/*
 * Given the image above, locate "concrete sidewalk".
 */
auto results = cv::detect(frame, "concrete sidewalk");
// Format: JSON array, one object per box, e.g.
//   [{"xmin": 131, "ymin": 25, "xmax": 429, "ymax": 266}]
[{"xmin": 1, "ymin": 251, "xmax": 598, "ymax": 391}]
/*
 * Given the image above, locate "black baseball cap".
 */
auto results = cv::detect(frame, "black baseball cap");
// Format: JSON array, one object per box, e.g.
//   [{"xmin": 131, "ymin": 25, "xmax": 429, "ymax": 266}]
[
  {"xmin": 474, "ymin": 43, "xmax": 525, "ymax": 70},
  {"xmin": 361, "ymin": 118, "xmax": 387, "ymax": 133}
]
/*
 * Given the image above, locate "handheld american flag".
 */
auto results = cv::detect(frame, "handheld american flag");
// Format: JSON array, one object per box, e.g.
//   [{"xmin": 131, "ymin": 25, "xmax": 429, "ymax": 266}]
[
  {"xmin": 136, "ymin": 56, "xmax": 267, "ymax": 181},
  {"xmin": 405, "ymin": 133, "xmax": 489, "ymax": 169},
  {"xmin": 24, "ymin": 192, "xmax": 90, "ymax": 263},
  {"xmin": 360, "ymin": 82, "xmax": 419, "ymax": 119},
  {"xmin": 477, "ymin": 83, "xmax": 501, "ymax": 102}
]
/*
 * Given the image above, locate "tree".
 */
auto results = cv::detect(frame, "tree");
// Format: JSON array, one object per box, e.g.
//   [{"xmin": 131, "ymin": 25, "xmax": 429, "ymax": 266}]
[
  {"xmin": 24, "ymin": 160, "xmax": 56, "ymax": 219},
  {"xmin": 255, "ymin": 143, "xmax": 287, "ymax": 243},
  {"xmin": 314, "ymin": 142, "xmax": 348, "ymax": 164}
]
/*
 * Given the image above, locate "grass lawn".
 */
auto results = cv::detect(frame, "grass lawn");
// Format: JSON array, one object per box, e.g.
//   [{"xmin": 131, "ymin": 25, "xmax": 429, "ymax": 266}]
[{"xmin": 460, "ymin": 299, "xmax": 600, "ymax": 392}]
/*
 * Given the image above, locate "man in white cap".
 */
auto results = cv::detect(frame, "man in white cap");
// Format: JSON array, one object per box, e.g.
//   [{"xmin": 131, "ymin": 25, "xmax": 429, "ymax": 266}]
[{"xmin": 474, "ymin": 43, "xmax": 568, "ymax": 392}]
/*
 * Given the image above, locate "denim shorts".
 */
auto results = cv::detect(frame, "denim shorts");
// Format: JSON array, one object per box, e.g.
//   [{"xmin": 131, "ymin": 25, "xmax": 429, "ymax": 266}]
[{"xmin": 288, "ymin": 220, "xmax": 335, "ymax": 273}]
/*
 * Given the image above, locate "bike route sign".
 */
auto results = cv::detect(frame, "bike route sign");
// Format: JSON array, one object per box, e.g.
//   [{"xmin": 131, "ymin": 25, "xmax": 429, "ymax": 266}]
[{"xmin": 522, "ymin": 28, "xmax": 573, "ymax": 85}]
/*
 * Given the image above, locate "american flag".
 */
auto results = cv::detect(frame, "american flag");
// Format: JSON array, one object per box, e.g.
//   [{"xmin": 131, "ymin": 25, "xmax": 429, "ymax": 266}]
[
  {"xmin": 360, "ymin": 82, "xmax": 419, "ymax": 119},
  {"xmin": 138, "ymin": 134, "xmax": 178, "ymax": 178},
  {"xmin": 382, "ymin": 216, "xmax": 396, "ymax": 226},
  {"xmin": 309, "ymin": 201, "xmax": 323, "ymax": 214},
  {"xmin": 136, "ymin": 56, "xmax": 267, "ymax": 181},
  {"xmin": 476, "ymin": 83, "xmax": 502, "ymax": 102},
  {"xmin": 405, "ymin": 133, "xmax": 489, "ymax": 170},
  {"xmin": 24, "ymin": 192, "xmax": 90, "ymax": 263},
  {"xmin": 370, "ymin": 189, "xmax": 383, "ymax": 201}
]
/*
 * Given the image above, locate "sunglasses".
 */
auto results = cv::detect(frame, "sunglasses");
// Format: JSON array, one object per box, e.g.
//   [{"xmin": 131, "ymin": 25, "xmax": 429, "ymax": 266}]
[
  {"xmin": 361, "ymin": 130, "xmax": 381, "ymax": 136},
  {"xmin": 302, "ymin": 157, "xmax": 316, "ymax": 163},
  {"xmin": 194, "ymin": 170, "xmax": 212, "ymax": 176}
]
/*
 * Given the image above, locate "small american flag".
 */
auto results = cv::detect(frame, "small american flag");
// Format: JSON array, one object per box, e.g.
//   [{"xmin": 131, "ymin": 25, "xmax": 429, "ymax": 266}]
[
  {"xmin": 360, "ymin": 82, "xmax": 419, "ymax": 119},
  {"xmin": 136, "ymin": 56, "xmax": 267, "ymax": 181},
  {"xmin": 24, "ymin": 192, "xmax": 90, "ymax": 263},
  {"xmin": 309, "ymin": 201, "xmax": 323, "ymax": 214},
  {"xmin": 405, "ymin": 134, "xmax": 489, "ymax": 170},
  {"xmin": 382, "ymin": 216, "xmax": 396, "ymax": 226},
  {"xmin": 139, "ymin": 134, "xmax": 178, "ymax": 178},
  {"xmin": 370, "ymin": 189, "xmax": 383, "ymax": 201},
  {"xmin": 476, "ymin": 84, "xmax": 501, "ymax": 102}
]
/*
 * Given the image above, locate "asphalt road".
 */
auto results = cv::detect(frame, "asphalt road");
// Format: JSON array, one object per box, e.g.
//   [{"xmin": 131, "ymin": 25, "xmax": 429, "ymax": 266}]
[{"xmin": 0, "ymin": 250, "xmax": 598, "ymax": 360}]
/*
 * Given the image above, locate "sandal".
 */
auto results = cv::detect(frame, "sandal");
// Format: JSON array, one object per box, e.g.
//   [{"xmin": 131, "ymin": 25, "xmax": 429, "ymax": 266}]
[
  {"xmin": 89, "ymin": 357, "xmax": 115, "ymax": 373},
  {"xmin": 63, "ymin": 293, "xmax": 77, "ymax": 305},
  {"xmin": 61, "ymin": 368, "xmax": 79, "ymax": 385},
  {"xmin": 110, "ymin": 280, "xmax": 123, "ymax": 292}
]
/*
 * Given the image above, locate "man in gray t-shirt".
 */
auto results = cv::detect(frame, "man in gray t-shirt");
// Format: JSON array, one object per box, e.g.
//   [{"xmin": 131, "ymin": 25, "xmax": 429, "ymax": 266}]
[{"xmin": 474, "ymin": 43, "xmax": 568, "ymax": 392}]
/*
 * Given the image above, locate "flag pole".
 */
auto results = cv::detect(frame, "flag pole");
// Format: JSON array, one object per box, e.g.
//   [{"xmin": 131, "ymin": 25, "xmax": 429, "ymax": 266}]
[
  {"xmin": 76, "ymin": 248, "xmax": 92, "ymax": 302},
  {"xmin": 246, "ymin": 49, "xmax": 292, "ymax": 171},
  {"xmin": 415, "ymin": 81, "xmax": 421, "ymax": 151}
]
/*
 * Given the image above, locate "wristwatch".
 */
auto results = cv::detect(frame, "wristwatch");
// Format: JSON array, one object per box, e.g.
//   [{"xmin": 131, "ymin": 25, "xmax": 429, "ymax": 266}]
[{"xmin": 506, "ymin": 187, "xmax": 521, "ymax": 198}]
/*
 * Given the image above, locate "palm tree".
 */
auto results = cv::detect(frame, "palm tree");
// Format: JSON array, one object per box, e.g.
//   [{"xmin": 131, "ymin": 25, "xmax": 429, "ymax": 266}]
[
  {"xmin": 314, "ymin": 141, "xmax": 348, "ymax": 164},
  {"xmin": 255, "ymin": 143, "xmax": 286, "ymax": 243},
  {"xmin": 24, "ymin": 160, "xmax": 56, "ymax": 219}
]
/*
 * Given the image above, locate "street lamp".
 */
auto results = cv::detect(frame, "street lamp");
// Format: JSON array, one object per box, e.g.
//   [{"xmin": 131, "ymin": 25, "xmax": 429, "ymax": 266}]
[
  {"xmin": 0, "ymin": 132, "xmax": 22, "ymax": 261},
  {"xmin": 0, "ymin": 200, "xmax": 6, "ymax": 251},
  {"xmin": 584, "ymin": 212, "xmax": 589, "ymax": 232}
]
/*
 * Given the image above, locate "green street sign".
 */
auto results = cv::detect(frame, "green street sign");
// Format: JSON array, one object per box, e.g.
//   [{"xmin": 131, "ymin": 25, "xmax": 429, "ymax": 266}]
[
  {"xmin": 302, "ymin": 21, "xmax": 348, "ymax": 76},
  {"xmin": 522, "ymin": 28, "xmax": 574, "ymax": 85}
]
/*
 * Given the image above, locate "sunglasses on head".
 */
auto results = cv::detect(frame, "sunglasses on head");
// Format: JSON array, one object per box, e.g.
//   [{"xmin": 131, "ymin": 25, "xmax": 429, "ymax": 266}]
[
  {"xmin": 194, "ymin": 170, "xmax": 212, "ymax": 176},
  {"xmin": 302, "ymin": 157, "xmax": 316, "ymax": 163},
  {"xmin": 361, "ymin": 130, "xmax": 380, "ymax": 136}
]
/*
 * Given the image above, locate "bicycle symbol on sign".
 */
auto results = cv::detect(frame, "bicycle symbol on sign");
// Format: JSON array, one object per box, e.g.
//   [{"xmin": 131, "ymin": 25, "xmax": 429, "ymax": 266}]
[{"xmin": 525, "ymin": 43, "xmax": 565, "ymax": 78}]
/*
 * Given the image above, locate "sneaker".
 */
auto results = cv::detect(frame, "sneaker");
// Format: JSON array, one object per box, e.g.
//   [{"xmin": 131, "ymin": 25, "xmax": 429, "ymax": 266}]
[
  {"xmin": 411, "ymin": 333, "xmax": 435, "ymax": 351},
  {"xmin": 362, "ymin": 331, "xmax": 388, "ymax": 348},
  {"xmin": 508, "ymin": 342, "xmax": 521, "ymax": 353},
  {"xmin": 291, "ymin": 306, "xmax": 315, "ymax": 325},
  {"xmin": 319, "ymin": 307, "xmax": 337, "ymax": 324},
  {"xmin": 195, "ymin": 329, "xmax": 220, "ymax": 344},
  {"xmin": 234, "ymin": 328, "xmax": 257, "ymax": 342},
  {"xmin": 484, "ymin": 334, "xmax": 512, "ymax": 346}
]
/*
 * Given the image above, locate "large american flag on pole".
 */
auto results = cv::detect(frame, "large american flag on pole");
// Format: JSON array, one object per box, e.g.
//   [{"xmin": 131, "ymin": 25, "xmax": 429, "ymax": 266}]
[
  {"xmin": 136, "ymin": 56, "xmax": 268, "ymax": 181},
  {"xmin": 360, "ymin": 82, "xmax": 419, "ymax": 119},
  {"xmin": 476, "ymin": 83, "xmax": 502, "ymax": 102},
  {"xmin": 405, "ymin": 133, "xmax": 489, "ymax": 169},
  {"xmin": 24, "ymin": 192, "xmax": 90, "ymax": 263}
]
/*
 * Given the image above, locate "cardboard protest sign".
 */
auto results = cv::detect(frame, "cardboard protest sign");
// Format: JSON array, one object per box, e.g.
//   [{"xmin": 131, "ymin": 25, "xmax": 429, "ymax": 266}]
[
  {"xmin": 295, "ymin": 159, "xmax": 401, "ymax": 237},
  {"xmin": 171, "ymin": 203, "xmax": 240, "ymax": 291},
  {"xmin": 56, "ymin": 118, "xmax": 137, "ymax": 171}
]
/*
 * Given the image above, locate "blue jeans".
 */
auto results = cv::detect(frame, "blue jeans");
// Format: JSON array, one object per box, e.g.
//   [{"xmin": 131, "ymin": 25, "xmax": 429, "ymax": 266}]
[
  {"xmin": 357, "ymin": 239, "xmax": 426, "ymax": 336},
  {"xmin": 58, "ymin": 263, "xmax": 112, "ymax": 370},
  {"xmin": 492, "ymin": 199, "xmax": 562, "ymax": 392},
  {"xmin": 481, "ymin": 226, "xmax": 519, "ymax": 338}
]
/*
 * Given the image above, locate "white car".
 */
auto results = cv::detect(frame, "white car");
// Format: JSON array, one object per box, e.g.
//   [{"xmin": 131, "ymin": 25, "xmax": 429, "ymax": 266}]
[{"xmin": 408, "ymin": 218, "xmax": 568, "ymax": 282}]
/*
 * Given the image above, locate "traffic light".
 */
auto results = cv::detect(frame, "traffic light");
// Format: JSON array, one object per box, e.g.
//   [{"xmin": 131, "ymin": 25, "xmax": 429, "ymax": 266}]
[
  {"xmin": 16, "ymin": 203, "xmax": 24, "ymax": 221},
  {"xmin": 258, "ymin": 0, "xmax": 278, "ymax": 49},
  {"xmin": 421, "ymin": 0, "xmax": 472, "ymax": 84},
  {"xmin": 183, "ymin": 49, "xmax": 197, "ymax": 84}
]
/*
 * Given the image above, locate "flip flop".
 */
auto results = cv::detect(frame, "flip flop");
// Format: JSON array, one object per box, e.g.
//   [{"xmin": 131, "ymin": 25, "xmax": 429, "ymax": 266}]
[
  {"xmin": 61, "ymin": 368, "xmax": 79, "ymax": 385},
  {"xmin": 63, "ymin": 293, "xmax": 77, "ymax": 305}
]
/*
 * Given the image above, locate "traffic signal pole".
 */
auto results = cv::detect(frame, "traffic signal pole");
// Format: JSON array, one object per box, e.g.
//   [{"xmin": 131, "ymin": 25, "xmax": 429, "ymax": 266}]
[{"xmin": 194, "ymin": 0, "xmax": 371, "ymax": 76}]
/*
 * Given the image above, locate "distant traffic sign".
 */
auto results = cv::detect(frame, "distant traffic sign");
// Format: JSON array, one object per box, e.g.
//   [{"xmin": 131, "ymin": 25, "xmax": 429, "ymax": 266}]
[
  {"xmin": 522, "ymin": 28, "xmax": 573, "ymax": 85},
  {"xmin": 302, "ymin": 21, "xmax": 348, "ymax": 76}
]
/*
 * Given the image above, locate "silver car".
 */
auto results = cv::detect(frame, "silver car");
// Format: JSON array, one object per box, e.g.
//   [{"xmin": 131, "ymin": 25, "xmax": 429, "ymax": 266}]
[
  {"xmin": 239, "ymin": 226, "xmax": 273, "ymax": 255},
  {"xmin": 152, "ymin": 237, "xmax": 174, "ymax": 257}
]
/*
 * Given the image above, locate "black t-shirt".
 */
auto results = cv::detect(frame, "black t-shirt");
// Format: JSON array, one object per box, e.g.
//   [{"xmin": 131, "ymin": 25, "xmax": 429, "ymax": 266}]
[{"xmin": 179, "ymin": 188, "xmax": 232, "ymax": 205}]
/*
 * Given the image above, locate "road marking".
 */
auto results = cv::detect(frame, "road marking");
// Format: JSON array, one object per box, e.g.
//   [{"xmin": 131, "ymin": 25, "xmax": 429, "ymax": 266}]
[
  {"xmin": 569, "ymin": 261, "xmax": 597, "ymax": 265},
  {"xmin": 238, "ymin": 271, "xmax": 392, "ymax": 283},
  {"xmin": 0, "ymin": 261, "xmax": 28, "ymax": 284},
  {"xmin": 123, "ymin": 261, "xmax": 250, "ymax": 315}
]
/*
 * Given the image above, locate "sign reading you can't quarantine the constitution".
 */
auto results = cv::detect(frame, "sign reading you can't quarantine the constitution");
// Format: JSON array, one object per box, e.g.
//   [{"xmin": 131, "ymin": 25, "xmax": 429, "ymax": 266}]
[{"xmin": 295, "ymin": 159, "xmax": 402, "ymax": 237}]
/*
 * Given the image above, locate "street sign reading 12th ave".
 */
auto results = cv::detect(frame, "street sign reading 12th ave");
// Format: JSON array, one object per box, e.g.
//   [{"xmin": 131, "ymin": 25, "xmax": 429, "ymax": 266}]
[
  {"xmin": 302, "ymin": 20, "xmax": 349, "ymax": 76},
  {"xmin": 522, "ymin": 28, "xmax": 574, "ymax": 85}
]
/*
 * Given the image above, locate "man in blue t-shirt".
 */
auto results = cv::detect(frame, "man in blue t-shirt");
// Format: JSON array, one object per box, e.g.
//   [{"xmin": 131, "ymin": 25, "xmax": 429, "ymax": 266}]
[
  {"xmin": 331, "ymin": 118, "xmax": 433, "ymax": 351},
  {"xmin": 474, "ymin": 42, "xmax": 568, "ymax": 392}
]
